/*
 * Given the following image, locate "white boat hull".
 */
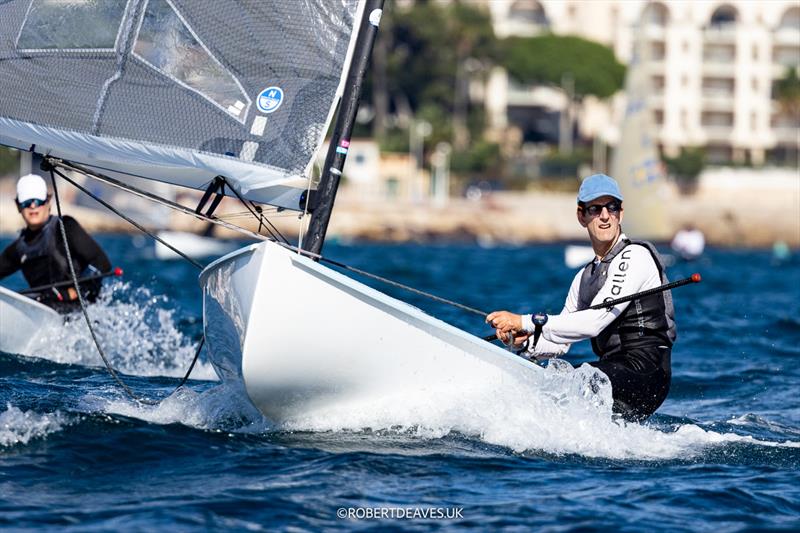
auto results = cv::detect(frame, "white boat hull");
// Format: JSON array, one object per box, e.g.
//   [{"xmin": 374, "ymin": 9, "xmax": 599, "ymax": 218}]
[
  {"xmin": 200, "ymin": 240, "xmax": 539, "ymax": 424},
  {"xmin": 0, "ymin": 286, "xmax": 62, "ymax": 355}
]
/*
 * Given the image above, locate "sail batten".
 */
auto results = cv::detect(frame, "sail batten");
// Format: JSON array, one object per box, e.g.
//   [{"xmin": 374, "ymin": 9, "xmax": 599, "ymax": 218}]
[{"xmin": 0, "ymin": 0, "xmax": 363, "ymax": 210}]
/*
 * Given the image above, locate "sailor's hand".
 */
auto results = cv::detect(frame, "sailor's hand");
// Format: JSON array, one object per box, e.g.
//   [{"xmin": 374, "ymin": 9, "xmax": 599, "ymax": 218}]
[
  {"xmin": 494, "ymin": 328, "xmax": 531, "ymax": 346},
  {"xmin": 66, "ymin": 287, "xmax": 78, "ymax": 301},
  {"xmin": 486, "ymin": 311, "xmax": 523, "ymax": 335},
  {"xmin": 511, "ymin": 331, "xmax": 531, "ymax": 346}
]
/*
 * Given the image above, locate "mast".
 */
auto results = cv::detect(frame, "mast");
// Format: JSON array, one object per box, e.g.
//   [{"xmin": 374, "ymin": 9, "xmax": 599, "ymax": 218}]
[{"xmin": 302, "ymin": 0, "xmax": 384, "ymax": 255}]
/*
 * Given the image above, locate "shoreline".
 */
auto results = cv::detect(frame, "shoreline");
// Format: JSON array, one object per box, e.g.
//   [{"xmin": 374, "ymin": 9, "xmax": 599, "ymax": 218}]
[{"xmin": 1, "ymin": 170, "xmax": 797, "ymax": 248}]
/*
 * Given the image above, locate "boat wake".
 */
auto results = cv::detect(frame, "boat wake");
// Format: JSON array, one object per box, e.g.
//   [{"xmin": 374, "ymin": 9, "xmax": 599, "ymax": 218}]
[
  {"xmin": 95, "ymin": 358, "xmax": 800, "ymax": 461},
  {"xmin": 23, "ymin": 281, "xmax": 217, "ymax": 380}
]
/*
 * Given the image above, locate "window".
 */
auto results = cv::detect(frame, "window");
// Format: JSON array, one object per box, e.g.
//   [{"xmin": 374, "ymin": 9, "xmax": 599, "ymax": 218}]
[
  {"xmin": 133, "ymin": 0, "xmax": 249, "ymax": 121},
  {"xmin": 709, "ymin": 5, "xmax": 738, "ymax": 28},
  {"xmin": 642, "ymin": 2, "xmax": 669, "ymax": 27},
  {"xmin": 509, "ymin": 0, "xmax": 549, "ymax": 26},
  {"xmin": 778, "ymin": 7, "xmax": 800, "ymax": 32},
  {"xmin": 16, "ymin": 0, "xmax": 126, "ymax": 50}
]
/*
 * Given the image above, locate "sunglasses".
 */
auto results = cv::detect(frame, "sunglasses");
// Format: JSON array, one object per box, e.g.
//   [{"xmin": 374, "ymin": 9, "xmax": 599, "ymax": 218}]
[
  {"xmin": 18, "ymin": 197, "xmax": 48, "ymax": 209},
  {"xmin": 581, "ymin": 200, "xmax": 622, "ymax": 217}
]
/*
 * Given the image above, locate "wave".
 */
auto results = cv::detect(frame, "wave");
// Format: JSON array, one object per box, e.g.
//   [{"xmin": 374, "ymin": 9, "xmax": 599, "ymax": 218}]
[
  {"xmin": 0, "ymin": 404, "xmax": 69, "ymax": 447},
  {"xmin": 23, "ymin": 281, "xmax": 217, "ymax": 380},
  {"xmin": 92, "ymin": 359, "xmax": 800, "ymax": 461}
]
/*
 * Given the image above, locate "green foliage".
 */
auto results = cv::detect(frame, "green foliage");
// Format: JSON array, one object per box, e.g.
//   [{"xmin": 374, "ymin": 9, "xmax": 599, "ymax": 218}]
[
  {"xmin": 664, "ymin": 147, "xmax": 705, "ymax": 192},
  {"xmin": 500, "ymin": 34, "xmax": 626, "ymax": 100},
  {"xmin": 378, "ymin": 127, "xmax": 410, "ymax": 153},
  {"xmin": 0, "ymin": 147, "xmax": 19, "ymax": 177},
  {"xmin": 774, "ymin": 66, "xmax": 800, "ymax": 116},
  {"xmin": 450, "ymin": 140, "xmax": 502, "ymax": 176},
  {"xmin": 538, "ymin": 148, "xmax": 591, "ymax": 180},
  {"xmin": 369, "ymin": 2, "xmax": 497, "ymax": 144}
]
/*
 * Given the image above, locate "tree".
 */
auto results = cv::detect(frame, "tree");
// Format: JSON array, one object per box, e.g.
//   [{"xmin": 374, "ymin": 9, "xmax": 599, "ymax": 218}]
[
  {"xmin": 0, "ymin": 147, "xmax": 19, "ymax": 178},
  {"xmin": 367, "ymin": 2, "xmax": 497, "ymax": 154},
  {"xmin": 774, "ymin": 66, "xmax": 800, "ymax": 117},
  {"xmin": 500, "ymin": 34, "xmax": 626, "ymax": 152},
  {"xmin": 664, "ymin": 147, "xmax": 705, "ymax": 194},
  {"xmin": 502, "ymin": 34, "xmax": 625, "ymax": 99}
]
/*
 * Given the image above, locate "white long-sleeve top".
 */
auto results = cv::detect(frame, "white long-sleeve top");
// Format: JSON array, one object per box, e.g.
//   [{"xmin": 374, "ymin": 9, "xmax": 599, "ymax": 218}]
[{"xmin": 520, "ymin": 235, "xmax": 662, "ymax": 357}]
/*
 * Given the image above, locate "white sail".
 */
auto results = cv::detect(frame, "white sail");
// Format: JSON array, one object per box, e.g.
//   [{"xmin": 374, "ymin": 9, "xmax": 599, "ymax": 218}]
[
  {"xmin": 610, "ymin": 26, "xmax": 671, "ymax": 240},
  {"xmin": 0, "ymin": 0, "xmax": 364, "ymax": 210}
]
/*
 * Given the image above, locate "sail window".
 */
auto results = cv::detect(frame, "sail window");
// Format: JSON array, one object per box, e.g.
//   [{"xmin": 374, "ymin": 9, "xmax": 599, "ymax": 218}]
[
  {"xmin": 16, "ymin": 0, "xmax": 127, "ymax": 51},
  {"xmin": 132, "ymin": 0, "xmax": 249, "ymax": 121}
]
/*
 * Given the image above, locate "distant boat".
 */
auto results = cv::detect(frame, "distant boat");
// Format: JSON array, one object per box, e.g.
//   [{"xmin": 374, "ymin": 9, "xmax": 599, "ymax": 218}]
[
  {"xmin": 670, "ymin": 227, "xmax": 705, "ymax": 261},
  {"xmin": 155, "ymin": 229, "xmax": 240, "ymax": 260},
  {"xmin": 564, "ymin": 244, "xmax": 595, "ymax": 269}
]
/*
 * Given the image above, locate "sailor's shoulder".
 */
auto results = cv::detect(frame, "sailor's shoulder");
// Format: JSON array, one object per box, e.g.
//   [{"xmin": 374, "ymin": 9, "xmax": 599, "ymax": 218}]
[
  {"xmin": 1, "ymin": 237, "xmax": 21, "ymax": 257},
  {"xmin": 59, "ymin": 215, "xmax": 85, "ymax": 232},
  {"xmin": 613, "ymin": 241, "xmax": 656, "ymax": 265}
]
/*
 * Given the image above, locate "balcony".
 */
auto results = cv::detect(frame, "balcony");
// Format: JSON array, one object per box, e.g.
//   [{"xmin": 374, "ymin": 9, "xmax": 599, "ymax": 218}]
[
  {"xmin": 772, "ymin": 126, "xmax": 800, "ymax": 144},
  {"xmin": 773, "ymin": 27, "xmax": 800, "ymax": 46},
  {"xmin": 703, "ymin": 24, "xmax": 737, "ymax": 44},
  {"xmin": 702, "ymin": 110, "xmax": 734, "ymax": 142},
  {"xmin": 701, "ymin": 79, "xmax": 735, "ymax": 110},
  {"xmin": 647, "ymin": 94, "xmax": 665, "ymax": 110},
  {"xmin": 771, "ymin": 112, "xmax": 800, "ymax": 144},
  {"xmin": 703, "ymin": 126, "xmax": 734, "ymax": 143},
  {"xmin": 703, "ymin": 44, "xmax": 736, "ymax": 63},
  {"xmin": 701, "ymin": 93, "xmax": 735, "ymax": 110},
  {"xmin": 772, "ymin": 45, "xmax": 800, "ymax": 69},
  {"xmin": 643, "ymin": 25, "xmax": 666, "ymax": 42}
]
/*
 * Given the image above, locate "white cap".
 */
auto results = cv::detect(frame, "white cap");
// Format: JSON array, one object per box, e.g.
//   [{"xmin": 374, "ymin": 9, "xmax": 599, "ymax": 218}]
[{"xmin": 16, "ymin": 174, "xmax": 48, "ymax": 203}]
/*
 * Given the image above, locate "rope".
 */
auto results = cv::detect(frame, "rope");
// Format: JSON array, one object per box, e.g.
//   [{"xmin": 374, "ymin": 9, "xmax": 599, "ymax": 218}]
[
  {"xmin": 51, "ymin": 167, "xmax": 204, "ymax": 270},
  {"xmin": 46, "ymin": 158, "xmax": 488, "ymax": 319},
  {"xmin": 272, "ymin": 241, "xmax": 489, "ymax": 317},
  {"xmin": 48, "ymin": 169, "xmax": 205, "ymax": 406},
  {"xmin": 48, "ymin": 157, "xmax": 269, "ymax": 243},
  {"xmin": 217, "ymin": 175, "xmax": 290, "ymax": 245}
]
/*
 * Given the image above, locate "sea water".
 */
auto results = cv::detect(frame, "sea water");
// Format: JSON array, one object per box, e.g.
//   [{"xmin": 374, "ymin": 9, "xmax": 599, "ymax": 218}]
[{"xmin": 1, "ymin": 236, "xmax": 798, "ymax": 530}]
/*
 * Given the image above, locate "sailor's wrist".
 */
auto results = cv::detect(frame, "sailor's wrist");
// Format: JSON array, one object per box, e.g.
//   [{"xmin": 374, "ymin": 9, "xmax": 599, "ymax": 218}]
[{"xmin": 520, "ymin": 313, "xmax": 534, "ymax": 333}]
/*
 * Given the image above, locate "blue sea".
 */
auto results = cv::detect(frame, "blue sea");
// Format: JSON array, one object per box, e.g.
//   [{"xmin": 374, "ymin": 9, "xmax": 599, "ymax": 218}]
[{"xmin": 1, "ymin": 235, "xmax": 798, "ymax": 531}]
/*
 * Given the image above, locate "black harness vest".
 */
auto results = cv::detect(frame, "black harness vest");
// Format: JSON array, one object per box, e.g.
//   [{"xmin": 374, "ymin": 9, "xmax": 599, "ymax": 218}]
[
  {"xmin": 15, "ymin": 216, "xmax": 79, "ymax": 288},
  {"xmin": 576, "ymin": 238, "xmax": 676, "ymax": 359}
]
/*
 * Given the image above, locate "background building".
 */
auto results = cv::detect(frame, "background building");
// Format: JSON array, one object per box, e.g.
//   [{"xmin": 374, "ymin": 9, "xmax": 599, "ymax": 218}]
[{"xmin": 483, "ymin": 0, "xmax": 800, "ymax": 166}]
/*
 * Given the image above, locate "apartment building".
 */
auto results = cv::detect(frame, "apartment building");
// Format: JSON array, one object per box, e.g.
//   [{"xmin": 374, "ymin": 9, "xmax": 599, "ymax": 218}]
[{"xmin": 482, "ymin": 0, "xmax": 800, "ymax": 165}]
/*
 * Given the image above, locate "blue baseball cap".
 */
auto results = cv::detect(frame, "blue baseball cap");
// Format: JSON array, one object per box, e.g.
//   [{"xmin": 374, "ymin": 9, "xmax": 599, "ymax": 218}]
[{"xmin": 577, "ymin": 173, "xmax": 624, "ymax": 203}]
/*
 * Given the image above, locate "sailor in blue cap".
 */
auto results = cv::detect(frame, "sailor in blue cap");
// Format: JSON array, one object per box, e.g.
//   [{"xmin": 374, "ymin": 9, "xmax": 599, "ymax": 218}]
[{"xmin": 487, "ymin": 173, "xmax": 677, "ymax": 421}]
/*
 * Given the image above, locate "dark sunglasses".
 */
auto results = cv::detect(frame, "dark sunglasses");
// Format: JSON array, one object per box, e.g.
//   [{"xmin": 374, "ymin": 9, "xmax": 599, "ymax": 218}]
[
  {"xmin": 582, "ymin": 200, "xmax": 621, "ymax": 217},
  {"xmin": 17, "ymin": 197, "xmax": 48, "ymax": 209}
]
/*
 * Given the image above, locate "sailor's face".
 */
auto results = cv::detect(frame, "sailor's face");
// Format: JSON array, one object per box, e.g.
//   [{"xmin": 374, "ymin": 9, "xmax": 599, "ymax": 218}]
[
  {"xmin": 19, "ymin": 198, "xmax": 51, "ymax": 230},
  {"xmin": 578, "ymin": 195, "xmax": 624, "ymax": 244}
]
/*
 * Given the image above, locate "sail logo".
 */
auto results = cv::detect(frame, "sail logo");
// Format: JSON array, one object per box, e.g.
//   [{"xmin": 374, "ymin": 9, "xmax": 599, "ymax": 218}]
[{"xmin": 257, "ymin": 87, "xmax": 284, "ymax": 114}]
